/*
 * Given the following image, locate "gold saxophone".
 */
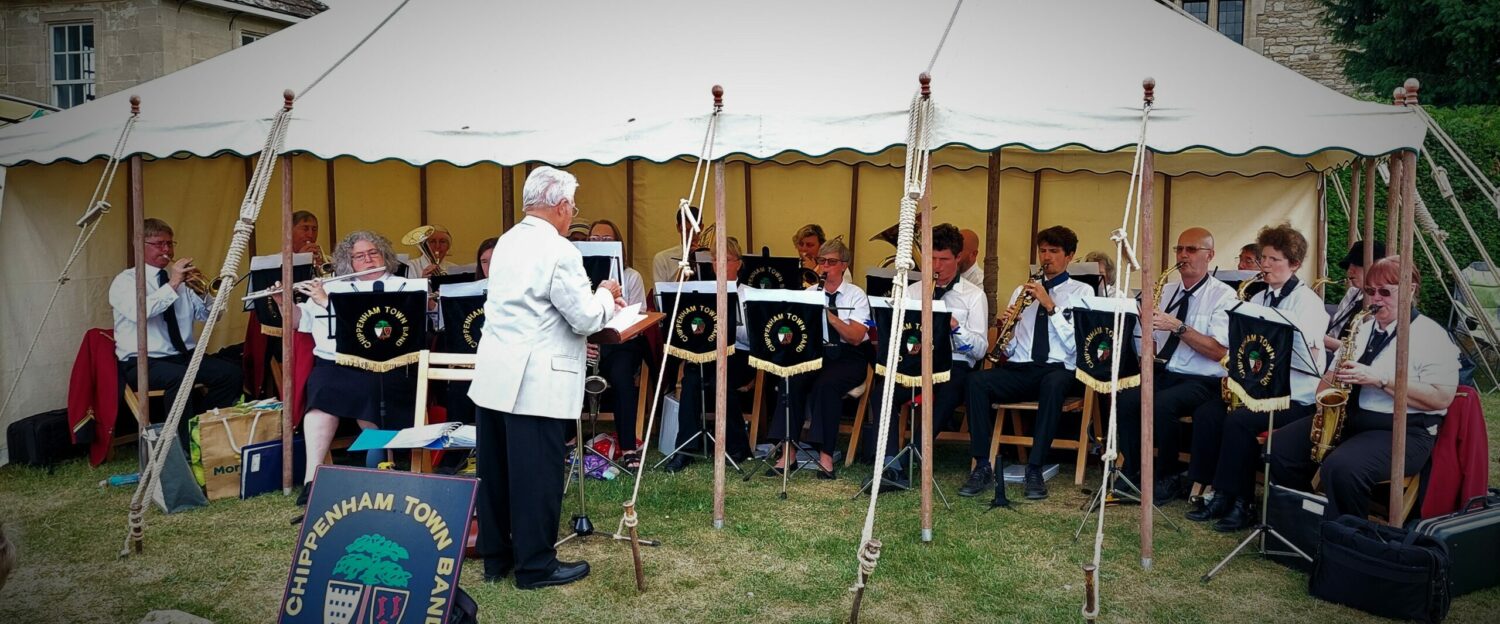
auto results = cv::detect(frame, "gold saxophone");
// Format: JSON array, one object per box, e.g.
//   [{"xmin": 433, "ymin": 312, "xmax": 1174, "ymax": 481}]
[
  {"xmin": 1310, "ymin": 305, "xmax": 1378, "ymax": 463},
  {"xmin": 1221, "ymin": 272, "xmax": 1266, "ymax": 409},
  {"xmin": 1151, "ymin": 263, "xmax": 1183, "ymax": 364},
  {"xmin": 986, "ymin": 268, "xmax": 1045, "ymax": 364}
]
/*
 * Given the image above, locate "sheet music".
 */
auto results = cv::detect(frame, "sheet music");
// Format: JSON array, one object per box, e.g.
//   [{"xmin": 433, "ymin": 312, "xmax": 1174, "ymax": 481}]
[
  {"xmin": 439, "ymin": 279, "xmax": 488, "ymax": 298},
  {"xmin": 249, "ymin": 252, "xmax": 314, "ymax": 271},
  {"xmin": 605, "ymin": 303, "xmax": 646, "ymax": 333},
  {"xmin": 388, "ymin": 422, "xmax": 462, "ymax": 448}
]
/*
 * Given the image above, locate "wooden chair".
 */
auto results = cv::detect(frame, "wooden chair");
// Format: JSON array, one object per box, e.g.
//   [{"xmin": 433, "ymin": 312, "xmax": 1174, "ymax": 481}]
[
  {"xmin": 119, "ymin": 383, "xmax": 207, "ymax": 452},
  {"xmin": 747, "ymin": 364, "xmax": 874, "ymax": 453},
  {"xmin": 1312, "ymin": 469, "xmax": 1421, "ymax": 526},
  {"xmin": 411, "ymin": 350, "xmax": 476, "ymax": 473},
  {"xmin": 842, "ymin": 370, "xmax": 972, "ymax": 467},
  {"xmin": 987, "ymin": 388, "xmax": 1101, "ymax": 485}
]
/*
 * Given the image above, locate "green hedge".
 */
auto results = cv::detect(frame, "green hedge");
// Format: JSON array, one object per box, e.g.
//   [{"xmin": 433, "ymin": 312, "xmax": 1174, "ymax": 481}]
[{"xmin": 1322, "ymin": 105, "xmax": 1500, "ymax": 325}]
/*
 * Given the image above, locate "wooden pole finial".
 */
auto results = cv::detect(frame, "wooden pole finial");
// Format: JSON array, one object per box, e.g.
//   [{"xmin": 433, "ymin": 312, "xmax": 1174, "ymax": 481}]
[
  {"xmin": 1403, "ymin": 78, "xmax": 1420, "ymax": 106},
  {"xmin": 129, "ymin": 95, "xmax": 140, "ymax": 115},
  {"xmin": 1143, "ymin": 77, "xmax": 1156, "ymax": 105},
  {"xmin": 1393, "ymin": 86, "xmax": 1406, "ymax": 106},
  {"xmin": 711, "ymin": 84, "xmax": 724, "ymax": 111},
  {"xmin": 283, "ymin": 89, "xmax": 296, "ymax": 111},
  {"xmin": 919, "ymin": 72, "xmax": 931, "ymax": 99}
]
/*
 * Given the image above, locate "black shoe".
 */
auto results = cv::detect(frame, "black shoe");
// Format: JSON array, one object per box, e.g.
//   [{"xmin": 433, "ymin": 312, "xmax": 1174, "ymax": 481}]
[
  {"xmin": 664, "ymin": 454, "xmax": 694, "ymax": 473},
  {"xmin": 1153, "ymin": 474, "xmax": 1185, "ymax": 504},
  {"xmin": 958, "ymin": 465, "xmax": 996, "ymax": 497},
  {"xmin": 1212, "ymin": 498, "xmax": 1255, "ymax": 533},
  {"xmin": 1023, "ymin": 466, "xmax": 1048, "ymax": 500},
  {"xmin": 877, "ymin": 469, "xmax": 910, "ymax": 492},
  {"xmin": 295, "ymin": 485, "xmax": 311, "ymax": 507},
  {"xmin": 816, "ymin": 467, "xmax": 837, "ymax": 480},
  {"xmin": 483, "ymin": 558, "xmax": 513, "ymax": 582},
  {"xmin": 516, "ymin": 560, "xmax": 590, "ymax": 590},
  {"xmin": 763, "ymin": 466, "xmax": 785, "ymax": 477},
  {"xmin": 1186, "ymin": 494, "xmax": 1233, "ymax": 522}
]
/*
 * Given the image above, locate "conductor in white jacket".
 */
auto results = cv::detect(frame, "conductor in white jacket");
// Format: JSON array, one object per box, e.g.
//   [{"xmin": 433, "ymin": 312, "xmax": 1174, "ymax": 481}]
[{"xmin": 469, "ymin": 167, "xmax": 624, "ymax": 590}]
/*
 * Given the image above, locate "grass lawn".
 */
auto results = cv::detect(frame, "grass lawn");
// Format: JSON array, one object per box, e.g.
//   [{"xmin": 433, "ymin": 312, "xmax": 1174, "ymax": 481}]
[{"xmin": 3, "ymin": 393, "xmax": 1498, "ymax": 623}]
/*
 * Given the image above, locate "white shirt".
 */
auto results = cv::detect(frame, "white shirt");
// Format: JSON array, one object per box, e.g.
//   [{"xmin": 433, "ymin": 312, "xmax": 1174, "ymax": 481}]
[
  {"xmin": 404, "ymin": 256, "xmax": 458, "ymax": 278},
  {"xmin": 734, "ymin": 283, "xmax": 751, "ymax": 350},
  {"xmin": 904, "ymin": 277, "xmax": 988, "ymax": 367},
  {"xmin": 961, "ymin": 263, "xmax": 984, "ymax": 288},
  {"xmin": 622, "ymin": 267, "xmax": 647, "ymax": 308},
  {"xmin": 109, "ymin": 265, "xmax": 211, "ymax": 360},
  {"xmin": 297, "ymin": 275, "xmax": 423, "ymax": 361},
  {"xmin": 1005, "ymin": 275, "xmax": 1094, "ymax": 369},
  {"xmin": 1327, "ymin": 288, "xmax": 1363, "ymax": 339},
  {"xmin": 1332, "ymin": 314, "xmax": 1459, "ymax": 416},
  {"xmin": 1146, "ymin": 275, "xmax": 1237, "ymax": 378},
  {"xmin": 652, "ymin": 246, "xmax": 682, "ymax": 285},
  {"xmin": 1212, "ymin": 279, "xmax": 1329, "ymax": 405},
  {"xmin": 809, "ymin": 280, "xmax": 871, "ymax": 346}
]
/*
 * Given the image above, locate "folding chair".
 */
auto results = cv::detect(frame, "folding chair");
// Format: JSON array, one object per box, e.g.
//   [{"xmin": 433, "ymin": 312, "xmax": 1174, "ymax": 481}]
[{"xmin": 411, "ymin": 350, "xmax": 476, "ymax": 473}]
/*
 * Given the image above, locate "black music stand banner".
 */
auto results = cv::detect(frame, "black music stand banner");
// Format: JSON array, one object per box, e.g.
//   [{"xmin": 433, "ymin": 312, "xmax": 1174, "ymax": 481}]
[
  {"xmin": 1225, "ymin": 304, "xmax": 1295, "ymax": 412},
  {"xmin": 863, "ymin": 268, "xmax": 924, "ymax": 299},
  {"xmin": 740, "ymin": 254, "xmax": 802, "ymax": 290},
  {"xmin": 744, "ymin": 289, "xmax": 825, "ymax": 377},
  {"xmin": 870, "ymin": 297, "xmax": 951, "ymax": 387},
  {"xmin": 247, "ymin": 252, "xmax": 314, "ymax": 337},
  {"xmin": 438, "ymin": 281, "xmax": 486, "ymax": 355},
  {"xmin": 575, "ymin": 241, "xmax": 623, "ymax": 290},
  {"xmin": 331, "ymin": 289, "xmax": 428, "ymax": 372},
  {"xmin": 1071, "ymin": 297, "xmax": 1142, "ymax": 394},
  {"xmin": 657, "ymin": 281, "xmax": 738, "ymax": 364}
]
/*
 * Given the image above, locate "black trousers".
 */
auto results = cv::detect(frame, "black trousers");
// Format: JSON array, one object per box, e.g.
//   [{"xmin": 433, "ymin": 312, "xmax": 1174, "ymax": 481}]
[
  {"xmin": 475, "ymin": 406, "xmax": 569, "ymax": 584},
  {"xmin": 1208, "ymin": 401, "xmax": 1316, "ymax": 498},
  {"xmin": 965, "ymin": 361, "xmax": 1079, "ymax": 467},
  {"xmin": 120, "ymin": 353, "xmax": 243, "ymax": 450},
  {"xmin": 1187, "ymin": 396, "xmax": 1228, "ymax": 485},
  {"xmin": 872, "ymin": 361, "xmax": 974, "ymax": 458},
  {"xmin": 1116, "ymin": 369, "xmax": 1221, "ymax": 478},
  {"xmin": 770, "ymin": 348, "xmax": 868, "ymax": 451},
  {"xmin": 676, "ymin": 351, "xmax": 754, "ymax": 458},
  {"xmin": 599, "ymin": 341, "xmax": 645, "ymax": 450},
  {"xmin": 1270, "ymin": 409, "xmax": 1439, "ymax": 519}
]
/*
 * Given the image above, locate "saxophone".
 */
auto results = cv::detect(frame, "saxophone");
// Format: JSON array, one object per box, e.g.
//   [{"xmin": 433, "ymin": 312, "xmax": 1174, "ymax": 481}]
[
  {"xmin": 1221, "ymin": 272, "xmax": 1266, "ymax": 409},
  {"xmin": 1310, "ymin": 305, "xmax": 1377, "ymax": 463},
  {"xmin": 1151, "ymin": 263, "xmax": 1183, "ymax": 364},
  {"xmin": 986, "ymin": 268, "xmax": 1045, "ymax": 364}
]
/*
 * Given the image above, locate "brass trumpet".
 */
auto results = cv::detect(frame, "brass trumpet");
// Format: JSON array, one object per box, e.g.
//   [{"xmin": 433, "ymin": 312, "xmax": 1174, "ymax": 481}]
[
  {"xmin": 402, "ymin": 225, "xmax": 447, "ymax": 276},
  {"xmin": 183, "ymin": 268, "xmax": 224, "ymax": 298}
]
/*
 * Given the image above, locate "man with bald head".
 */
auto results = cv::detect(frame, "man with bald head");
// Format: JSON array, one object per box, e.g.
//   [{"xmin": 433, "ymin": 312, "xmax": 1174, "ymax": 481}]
[
  {"xmin": 958, "ymin": 229, "xmax": 983, "ymax": 287},
  {"xmin": 1115, "ymin": 227, "xmax": 1236, "ymax": 501}
]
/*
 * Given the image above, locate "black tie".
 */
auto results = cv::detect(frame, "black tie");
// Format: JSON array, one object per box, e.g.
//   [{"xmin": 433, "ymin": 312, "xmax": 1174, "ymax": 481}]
[
  {"xmin": 1346, "ymin": 326, "xmax": 1392, "ymax": 410},
  {"xmin": 1156, "ymin": 282, "xmax": 1199, "ymax": 364},
  {"xmin": 157, "ymin": 269, "xmax": 189, "ymax": 355},
  {"xmin": 1266, "ymin": 276, "xmax": 1299, "ymax": 309},
  {"xmin": 1030, "ymin": 289, "xmax": 1050, "ymax": 364},
  {"xmin": 826, "ymin": 289, "xmax": 837, "ymax": 311}
]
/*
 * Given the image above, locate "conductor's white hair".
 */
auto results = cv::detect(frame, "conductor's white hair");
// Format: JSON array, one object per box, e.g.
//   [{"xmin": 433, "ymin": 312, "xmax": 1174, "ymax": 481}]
[{"xmin": 522, "ymin": 166, "xmax": 578, "ymax": 212}]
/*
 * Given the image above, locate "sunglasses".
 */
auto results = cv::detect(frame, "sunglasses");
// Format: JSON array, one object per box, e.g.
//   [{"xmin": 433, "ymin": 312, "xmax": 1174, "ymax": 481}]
[
  {"xmin": 1362, "ymin": 286, "xmax": 1398, "ymax": 298},
  {"xmin": 1173, "ymin": 245, "xmax": 1212, "ymax": 254}
]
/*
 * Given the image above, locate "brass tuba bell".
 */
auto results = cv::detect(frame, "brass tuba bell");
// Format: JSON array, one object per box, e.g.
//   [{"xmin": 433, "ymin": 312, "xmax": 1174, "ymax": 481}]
[{"xmin": 402, "ymin": 225, "xmax": 447, "ymax": 276}]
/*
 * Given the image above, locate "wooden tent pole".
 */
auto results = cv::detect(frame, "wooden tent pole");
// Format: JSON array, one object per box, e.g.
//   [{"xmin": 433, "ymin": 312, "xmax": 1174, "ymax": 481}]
[
  {"xmin": 984, "ymin": 150, "xmax": 1001, "ymax": 310},
  {"xmin": 1363, "ymin": 159, "xmax": 1376, "ymax": 265},
  {"xmin": 918, "ymin": 73, "xmax": 936, "ymax": 543},
  {"xmin": 128, "ymin": 95, "xmax": 149, "ymax": 440},
  {"xmin": 711, "ymin": 85, "xmax": 729, "ymax": 530},
  {"xmin": 848, "ymin": 163, "xmax": 861, "ymax": 268},
  {"xmin": 1138, "ymin": 78, "xmax": 1158, "ymax": 569},
  {"xmin": 279, "ymin": 91, "xmax": 297, "ymax": 494},
  {"xmin": 1389, "ymin": 80, "xmax": 1421, "ymax": 525},
  {"xmin": 1386, "ymin": 88, "xmax": 1406, "ymax": 247},
  {"xmin": 1348, "ymin": 159, "xmax": 1361, "ymax": 244},
  {"xmin": 501, "ymin": 166, "xmax": 516, "ymax": 231}
]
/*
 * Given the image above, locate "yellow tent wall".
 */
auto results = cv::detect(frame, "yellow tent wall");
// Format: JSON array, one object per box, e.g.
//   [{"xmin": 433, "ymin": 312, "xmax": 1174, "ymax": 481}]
[{"xmin": 0, "ymin": 155, "xmax": 1320, "ymax": 453}]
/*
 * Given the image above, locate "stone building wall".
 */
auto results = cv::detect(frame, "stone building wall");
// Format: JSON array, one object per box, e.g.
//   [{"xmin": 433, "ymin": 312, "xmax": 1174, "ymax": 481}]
[{"xmin": 1253, "ymin": 0, "xmax": 1357, "ymax": 96}]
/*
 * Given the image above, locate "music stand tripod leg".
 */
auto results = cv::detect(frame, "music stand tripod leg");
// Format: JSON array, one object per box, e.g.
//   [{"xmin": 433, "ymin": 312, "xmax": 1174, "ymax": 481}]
[{"xmin": 1200, "ymin": 410, "xmax": 1312, "ymax": 583}]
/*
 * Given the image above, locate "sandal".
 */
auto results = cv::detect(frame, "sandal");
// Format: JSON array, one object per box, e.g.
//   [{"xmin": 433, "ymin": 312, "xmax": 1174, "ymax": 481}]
[{"xmin": 622, "ymin": 449, "xmax": 642, "ymax": 471}]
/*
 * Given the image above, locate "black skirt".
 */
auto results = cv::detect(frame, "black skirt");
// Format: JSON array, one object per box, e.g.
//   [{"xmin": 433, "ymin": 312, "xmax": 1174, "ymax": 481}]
[{"xmin": 305, "ymin": 358, "xmax": 417, "ymax": 429}]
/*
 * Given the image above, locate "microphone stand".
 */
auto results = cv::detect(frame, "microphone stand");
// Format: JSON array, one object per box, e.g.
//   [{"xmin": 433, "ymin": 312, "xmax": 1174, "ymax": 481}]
[{"xmin": 557, "ymin": 349, "xmax": 660, "ymax": 548}]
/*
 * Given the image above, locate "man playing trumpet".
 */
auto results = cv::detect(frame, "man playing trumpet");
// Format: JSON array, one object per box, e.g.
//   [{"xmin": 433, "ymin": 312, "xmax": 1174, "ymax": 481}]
[
  {"xmin": 109, "ymin": 218, "xmax": 243, "ymax": 449},
  {"xmin": 1116, "ymin": 227, "xmax": 1236, "ymax": 501}
]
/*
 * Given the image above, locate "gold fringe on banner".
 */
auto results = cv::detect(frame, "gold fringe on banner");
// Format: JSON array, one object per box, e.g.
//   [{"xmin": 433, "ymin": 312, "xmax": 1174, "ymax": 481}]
[
  {"xmin": 875, "ymin": 364, "xmax": 951, "ymax": 388},
  {"xmin": 748, "ymin": 356, "xmax": 823, "ymax": 378},
  {"xmin": 259, "ymin": 325, "xmax": 283, "ymax": 338},
  {"xmin": 1074, "ymin": 369, "xmax": 1142, "ymax": 395},
  {"xmin": 666, "ymin": 345, "xmax": 732, "ymax": 364},
  {"xmin": 1225, "ymin": 377, "xmax": 1290, "ymax": 412},
  {"xmin": 334, "ymin": 351, "xmax": 422, "ymax": 373}
]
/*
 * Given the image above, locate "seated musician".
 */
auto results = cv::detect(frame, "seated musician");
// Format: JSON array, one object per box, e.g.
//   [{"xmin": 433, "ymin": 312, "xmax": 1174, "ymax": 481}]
[
  {"xmin": 959, "ymin": 228, "xmax": 984, "ymax": 287},
  {"xmin": 792, "ymin": 223, "xmax": 851, "ymax": 283},
  {"xmin": 291, "ymin": 210, "xmax": 322, "ymax": 256},
  {"xmin": 665, "ymin": 236, "xmax": 755, "ymax": 472},
  {"xmin": 868, "ymin": 224, "xmax": 988, "ymax": 491},
  {"xmin": 964, "ymin": 226, "xmax": 1093, "ymax": 500},
  {"xmin": 407, "ymin": 224, "xmax": 457, "ymax": 277},
  {"xmin": 1082, "ymin": 251, "xmax": 1119, "ymax": 297},
  {"xmin": 1187, "ymin": 223, "xmax": 1328, "ymax": 530},
  {"xmin": 769, "ymin": 238, "xmax": 871, "ymax": 478},
  {"xmin": 1269, "ymin": 256, "xmax": 1458, "ymax": 520},
  {"xmin": 1116, "ymin": 227, "xmax": 1235, "ymax": 501},
  {"xmin": 109, "ymin": 218, "xmax": 243, "ymax": 448},
  {"xmin": 1236, "ymin": 243, "xmax": 1260, "ymax": 271},
  {"xmin": 288, "ymin": 231, "xmax": 424, "ymax": 505},
  {"xmin": 1324, "ymin": 240, "xmax": 1387, "ymax": 356},
  {"xmin": 585, "ymin": 219, "xmax": 649, "ymax": 469},
  {"xmin": 651, "ymin": 205, "xmax": 701, "ymax": 284}
]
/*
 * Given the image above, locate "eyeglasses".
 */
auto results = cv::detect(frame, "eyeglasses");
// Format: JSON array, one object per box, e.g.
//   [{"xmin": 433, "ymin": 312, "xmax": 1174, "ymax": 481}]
[
  {"xmin": 145, "ymin": 240, "xmax": 177, "ymax": 249},
  {"xmin": 1173, "ymin": 245, "xmax": 1212, "ymax": 254},
  {"xmin": 1362, "ymin": 286, "xmax": 1397, "ymax": 298},
  {"xmin": 351, "ymin": 251, "xmax": 384, "ymax": 263},
  {"xmin": 566, "ymin": 198, "xmax": 580, "ymax": 218},
  {"xmin": 815, "ymin": 257, "xmax": 844, "ymax": 266},
  {"xmin": 587, "ymin": 235, "xmax": 616, "ymax": 242}
]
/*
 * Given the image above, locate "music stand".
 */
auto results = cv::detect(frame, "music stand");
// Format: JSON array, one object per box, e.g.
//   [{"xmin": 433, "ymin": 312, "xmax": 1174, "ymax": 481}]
[
  {"xmin": 1202, "ymin": 303, "xmax": 1316, "ymax": 582},
  {"xmin": 327, "ymin": 282, "xmax": 430, "ymax": 469},
  {"xmin": 740, "ymin": 288, "xmax": 829, "ymax": 499},
  {"xmin": 245, "ymin": 252, "xmax": 314, "ymax": 325},
  {"xmin": 862, "ymin": 267, "xmax": 924, "ymax": 299},
  {"xmin": 854, "ymin": 297, "xmax": 953, "ymax": 505},
  {"xmin": 740, "ymin": 253, "xmax": 804, "ymax": 290},
  {"xmin": 652, "ymin": 281, "xmax": 743, "ymax": 473},
  {"xmin": 575, "ymin": 241, "xmax": 624, "ymax": 289}
]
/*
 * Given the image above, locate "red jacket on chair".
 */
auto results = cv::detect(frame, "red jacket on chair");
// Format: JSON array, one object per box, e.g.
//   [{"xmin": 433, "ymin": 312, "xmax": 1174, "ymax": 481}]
[
  {"xmin": 67, "ymin": 328, "xmax": 119, "ymax": 467},
  {"xmin": 1421, "ymin": 386, "xmax": 1490, "ymax": 518}
]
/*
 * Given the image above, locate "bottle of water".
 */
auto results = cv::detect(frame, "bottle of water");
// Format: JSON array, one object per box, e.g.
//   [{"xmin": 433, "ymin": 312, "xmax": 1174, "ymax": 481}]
[{"xmin": 100, "ymin": 473, "xmax": 140, "ymax": 487}]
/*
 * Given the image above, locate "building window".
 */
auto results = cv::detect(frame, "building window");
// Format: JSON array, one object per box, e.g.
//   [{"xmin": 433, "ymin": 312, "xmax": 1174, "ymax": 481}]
[
  {"xmin": 1217, "ymin": 0, "xmax": 1245, "ymax": 44},
  {"xmin": 241, "ymin": 31, "xmax": 265, "ymax": 47},
  {"xmin": 50, "ymin": 22, "xmax": 95, "ymax": 109},
  {"xmin": 1182, "ymin": 1, "xmax": 1209, "ymax": 23}
]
